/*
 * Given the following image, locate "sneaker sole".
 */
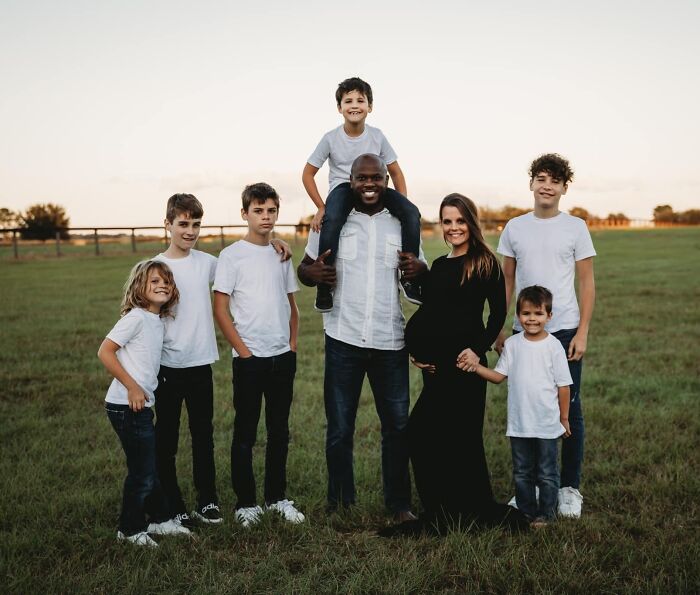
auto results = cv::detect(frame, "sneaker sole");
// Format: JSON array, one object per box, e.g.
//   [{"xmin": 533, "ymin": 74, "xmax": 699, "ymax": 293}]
[{"xmin": 192, "ymin": 511, "xmax": 223, "ymax": 524}]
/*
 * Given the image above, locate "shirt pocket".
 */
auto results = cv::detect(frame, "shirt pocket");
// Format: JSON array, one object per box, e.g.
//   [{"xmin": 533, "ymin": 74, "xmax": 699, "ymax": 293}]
[
  {"xmin": 383, "ymin": 234, "xmax": 401, "ymax": 269},
  {"xmin": 337, "ymin": 230, "xmax": 357, "ymax": 261}
]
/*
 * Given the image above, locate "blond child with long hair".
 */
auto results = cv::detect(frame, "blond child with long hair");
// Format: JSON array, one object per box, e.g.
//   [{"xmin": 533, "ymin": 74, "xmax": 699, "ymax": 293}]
[{"xmin": 98, "ymin": 260, "xmax": 191, "ymax": 547}]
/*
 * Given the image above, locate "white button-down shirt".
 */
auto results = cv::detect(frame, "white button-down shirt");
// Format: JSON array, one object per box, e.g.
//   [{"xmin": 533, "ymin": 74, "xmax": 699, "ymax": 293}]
[{"xmin": 305, "ymin": 208, "xmax": 424, "ymax": 351}]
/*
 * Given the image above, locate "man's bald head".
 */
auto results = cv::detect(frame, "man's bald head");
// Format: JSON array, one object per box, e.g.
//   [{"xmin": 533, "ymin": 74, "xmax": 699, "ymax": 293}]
[{"xmin": 350, "ymin": 154, "xmax": 387, "ymax": 178}]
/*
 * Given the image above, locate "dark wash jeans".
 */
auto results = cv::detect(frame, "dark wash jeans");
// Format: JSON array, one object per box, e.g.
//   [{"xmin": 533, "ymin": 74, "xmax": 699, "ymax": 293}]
[
  {"xmin": 230, "ymin": 350, "xmax": 296, "ymax": 508},
  {"xmin": 155, "ymin": 364, "xmax": 218, "ymax": 516},
  {"xmin": 319, "ymin": 183, "xmax": 422, "ymax": 266},
  {"xmin": 324, "ymin": 334, "xmax": 411, "ymax": 513},
  {"xmin": 513, "ymin": 327, "xmax": 584, "ymax": 489},
  {"xmin": 105, "ymin": 404, "xmax": 169, "ymax": 535},
  {"xmin": 510, "ymin": 437, "xmax": 560, "ymax": 520}
]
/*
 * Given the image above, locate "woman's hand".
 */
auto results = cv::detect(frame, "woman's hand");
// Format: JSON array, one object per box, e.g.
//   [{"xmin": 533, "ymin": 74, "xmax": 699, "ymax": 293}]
[
  {"xmin": 410, "ymin": 356, "xmax": 436, "ymax": 374},
  {"xmin": 456, "ymin": 348, "xmax": 479, "ymax": 372}
]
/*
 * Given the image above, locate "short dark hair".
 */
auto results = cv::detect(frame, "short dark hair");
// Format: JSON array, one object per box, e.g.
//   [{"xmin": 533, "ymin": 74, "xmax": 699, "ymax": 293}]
[
  {"xmin": 241, "ymin": 182, "xmax": 279, "ymax": 212},
  {"xmin": 336, "ymin": 77, "xmax": 373, "ymax": 106},
  {"xmin": 165, "ymin": 193, "xmax": 203, "ymax": 223},
  {"xmin": 516, "ymin": 285, "xmax": 553, "ymax": 314},
  {"xmin": 529, "ymin": 153, "xmax": 574, "ymax": 184}
]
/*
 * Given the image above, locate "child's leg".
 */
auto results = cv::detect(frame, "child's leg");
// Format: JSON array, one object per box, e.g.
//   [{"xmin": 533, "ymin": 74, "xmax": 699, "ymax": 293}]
[
  {"xmin": 535, "ymin": 439, "xmax": 560, "ymax": 520},
  {"xmin": 231, "ymin": 356, "xmax": 265, "ymax": 508},
  {"xmin": 183, "ymin": 364, "xmax": 218, "ymax": 508},
  {"xmin": 318, "ymin": 183, "xmax": 355, "ymax": 267},
  {"xmin": 154, "ymin": 366, "xmax": 187, "ymax": 517},
  {"xmin": 106, "ymin": 404, "xmax": 163, "ymax": 534},
  {"xmin": 262, "ymin": 350, "xmax": 296, "ymax": 504},
  {"xmin": 382, "ymin": 188, "xmax": 421, "ymax": 257},
  {"xmin": 510, "ymin": 437, "xmax": 538, "ymax": 520}
]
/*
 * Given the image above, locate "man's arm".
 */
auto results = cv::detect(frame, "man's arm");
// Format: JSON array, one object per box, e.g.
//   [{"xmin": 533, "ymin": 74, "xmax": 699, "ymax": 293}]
[
  {"xmin": 387, "ymin": 161, "xmax": 407, "ymax": 196},
  {"xmin": 297, "ymin": 250, "xmax": 336, "ymax": 288},
  {"xmin": 569, "ymin": 257, "xmax": 595, "ymax": 361},
  {"xmin": 495, "ymin": 255, "xmax": 516, "ymax": 353},
  {"xmin": 288, "ymin": 293, "xmax": 299, "ymax": 352},
  {"xmin": 213, "ymin": 291, "xmax": 253, "ymax": 358},
  {"xmin": 302, "ymin": 163, "xmax": 325, "ymax": 232}
]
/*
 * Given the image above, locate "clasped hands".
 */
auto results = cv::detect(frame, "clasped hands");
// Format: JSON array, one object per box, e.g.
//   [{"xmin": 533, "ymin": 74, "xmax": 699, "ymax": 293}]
[{"xmin": 411, "ymin": 348, "xmax": 480, "ymax": 374}]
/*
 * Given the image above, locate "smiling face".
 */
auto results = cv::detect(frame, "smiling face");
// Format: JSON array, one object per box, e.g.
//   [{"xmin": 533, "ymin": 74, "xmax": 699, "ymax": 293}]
[
  {"xmin": 144, "ymin": 269, "xmax": 174, "ymax": 314},
  {"xmin": 440, "ymin": 205, "xmax": 470, "ymax": 256},
  {"xmin": 530, "ymin": 171, "xmax": 568, "ymax": 214},
  {"xmin": 242, "ymin": 198, "xmax": 279, "ymax": 242},
  {"xmin": 517, "ymin": 299, "xmax": 552, "ymax": 340},
  {"xmin": 349, "ymin": 156, "xmax": 388, "ymax": 214},
  {"xmin": 337, "ymin": 90, "xmax": 372, "ymax": 129},
  {"xmin": 165, "ymin": 213, "xmax": 201, "ymax": 255}
]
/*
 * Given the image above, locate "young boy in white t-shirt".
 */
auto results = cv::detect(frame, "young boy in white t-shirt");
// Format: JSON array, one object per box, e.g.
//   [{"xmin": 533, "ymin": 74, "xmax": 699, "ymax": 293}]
[
  {"xmin": 213, "ymin": 182, "xmax": 305, "ymax": 528},
  {"xmin": 302, "ymin": 76, "xmax": 422, "ymax": 311},
  {"xmin": 469, "ymin": 286, "xmax": 572, "ymax": 525},
  {"xmin": 495, "ymin": 153, "xmax": 596, "ymax": 518}
]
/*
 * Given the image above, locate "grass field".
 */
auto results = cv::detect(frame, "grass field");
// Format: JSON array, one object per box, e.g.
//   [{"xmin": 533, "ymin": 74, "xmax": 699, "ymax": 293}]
[{"xmin": 1, "ymin": 228, "xmax": 699, "ymax": 593}]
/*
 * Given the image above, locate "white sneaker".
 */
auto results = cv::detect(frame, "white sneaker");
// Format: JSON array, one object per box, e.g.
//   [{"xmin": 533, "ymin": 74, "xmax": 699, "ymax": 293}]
[
  {"xmin": 507, "ymin": 486, "xmax": 539, "ymax": 509},
  {"xmin": 266, "ymin": 499, "xmax": 305, "ymax": 524},
  {"xmin": 235, "ymin": 505, "xmax": 263, "ymax": 528},
  {"xmin": 117, "ymin": 530, "xmax": 158, "ymax": 547},
  {"xmin": 558, "ymin": 486, "xmax": 583, "ymax": 518},
  {"xmin": 147, "ymin": 518, "xmax": 193, "ymax": 536}
]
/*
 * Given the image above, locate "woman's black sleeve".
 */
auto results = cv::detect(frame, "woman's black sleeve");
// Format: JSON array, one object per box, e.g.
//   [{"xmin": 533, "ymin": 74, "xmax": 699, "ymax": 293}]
[{"xmin": 473, "ymin": 258, "xmax": 506, "ymax": 356}]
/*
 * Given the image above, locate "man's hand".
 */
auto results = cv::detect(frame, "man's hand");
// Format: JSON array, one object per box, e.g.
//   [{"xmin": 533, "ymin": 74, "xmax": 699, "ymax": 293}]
[
  {"xmin": 568, "ymin": 330, "xmax": 588, "ymax": 361},
  {"xmin": 270, "ymin": 238, "xmax": 292, "ymax": 261},
  {"xmin": 410, "ymin": 356, "xmax": 436, "ymax": 374},
  {"xmin": 298, "ymin": 250, "xmax": 336, "ymax": 287},
  {"xmin": 398, "ymin": 251, "xmax": 427, "ymax": 280},
  {"xmin": 311, "ymin": 207, "xmax": 325, "ymax": 232},
  {"xmin": 494, "ymin": 330, "xmax": 507, "ymax": 355}
]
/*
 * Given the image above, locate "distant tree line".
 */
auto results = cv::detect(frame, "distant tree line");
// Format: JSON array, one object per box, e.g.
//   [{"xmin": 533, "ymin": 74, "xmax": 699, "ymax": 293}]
[
  {"xmin": 1, "ymin": 204, "xmax": 71, "ymax": 240},
  {"xmin": 652, "ymin": 205, "xmax": 700, "ymax": 225}
]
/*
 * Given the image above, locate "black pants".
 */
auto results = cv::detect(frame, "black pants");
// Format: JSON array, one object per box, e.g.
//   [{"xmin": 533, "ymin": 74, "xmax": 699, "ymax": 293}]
[
  {"xmin": 154, "ymin": 364, "xmax": 218, "ymax": 516},
  {"xmin": 230, "ymin": 351, "xmax": 296, "ymax": 508}
]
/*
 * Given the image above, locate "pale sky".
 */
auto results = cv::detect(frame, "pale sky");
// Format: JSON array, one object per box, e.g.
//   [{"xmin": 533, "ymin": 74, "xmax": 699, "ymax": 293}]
[{"xmin": 1, "ymin": 0, "xmax": 698, "ymax": 228}]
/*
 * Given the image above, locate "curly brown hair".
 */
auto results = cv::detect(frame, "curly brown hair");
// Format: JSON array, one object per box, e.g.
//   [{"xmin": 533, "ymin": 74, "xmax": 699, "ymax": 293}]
[
  {"xmin": 120, "ymin": 260, "xmax": 179, "ymax": 318},
  {"xmin": 529, "ymin": 153, "xmax": 574, "ymax": 184}
]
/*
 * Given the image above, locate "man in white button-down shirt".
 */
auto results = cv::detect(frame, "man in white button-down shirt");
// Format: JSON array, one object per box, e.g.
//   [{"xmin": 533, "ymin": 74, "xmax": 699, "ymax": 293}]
[{"xmin": 298, "ymin": 154, "xmax": 426, "ymax": 520}]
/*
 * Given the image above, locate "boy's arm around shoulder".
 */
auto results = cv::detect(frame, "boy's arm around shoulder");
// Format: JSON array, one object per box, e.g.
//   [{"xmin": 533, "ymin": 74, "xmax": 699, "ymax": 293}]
[
  {"xmin": 213, "ymin": 291, "xmax": 253, "ymax": 358},
  {"xmin": 569, "ymin": 257, "xmax": 595, "ymax": 361},
  {"xmin": 386, "ymin": 161, "xmax": 407, "ymax": 196}
]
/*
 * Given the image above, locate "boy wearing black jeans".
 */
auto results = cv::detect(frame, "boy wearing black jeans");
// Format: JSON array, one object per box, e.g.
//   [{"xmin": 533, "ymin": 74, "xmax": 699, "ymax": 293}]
[{"xmin": 213, "ymin": 183, "xmax": 304, "ymax": 527}]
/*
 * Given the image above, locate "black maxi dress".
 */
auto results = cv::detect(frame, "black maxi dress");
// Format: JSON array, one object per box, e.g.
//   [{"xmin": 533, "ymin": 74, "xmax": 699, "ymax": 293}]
[{"xmin": 403, "ymin": 253, "xmax": 527, "ymax": 533}]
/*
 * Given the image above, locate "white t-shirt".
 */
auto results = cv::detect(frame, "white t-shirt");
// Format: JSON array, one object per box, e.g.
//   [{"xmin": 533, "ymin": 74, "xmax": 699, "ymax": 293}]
[
  {"xmin": 497, "ymin": 212, "xmax": 596, "ymax": 332},
  {"xmin": 104, "ymin": 308, "xmax": 165, "ymax": 407},
  {"xmin": 305, "ymin": 209, "xmax": 425, "ymax": 350},
  {"xmin": 154, "ymin": 250, "xmax": 219, "ymax": 368},
  {"xmin": 307, "ymin": 124, "xmax": 398, "ymax": 192},
  {"xmin": 213, "ymin": 240, "xmax": 299, "ymax": 358},
  {"xmin": 494, "ymin": 333, "xmax": 573, "ymax": 439}
]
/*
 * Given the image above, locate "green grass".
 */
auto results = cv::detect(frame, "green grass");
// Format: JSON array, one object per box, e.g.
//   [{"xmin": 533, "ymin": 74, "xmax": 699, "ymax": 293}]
[{"xmin": 1, "ymin": 228, "xmax": 699, "ymax": 593}]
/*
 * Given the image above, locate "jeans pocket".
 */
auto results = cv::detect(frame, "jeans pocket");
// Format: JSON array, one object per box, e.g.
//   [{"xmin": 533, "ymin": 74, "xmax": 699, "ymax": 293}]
[{"xmin": 105, "ymin": 407, "xmax": 126, "ymax": 432}]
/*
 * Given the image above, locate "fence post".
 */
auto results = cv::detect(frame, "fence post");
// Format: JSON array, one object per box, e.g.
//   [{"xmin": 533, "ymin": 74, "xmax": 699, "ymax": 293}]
[
  {"xmin": 94, "ymin": 229, "xmax": 100, "ymax": 255},
  {"xmin": 131, "ymin": 229, "xmax": 136, "ymax": 253},
  {"xmin": 55, "ymin": 231, "xmax": 61, "ymax": 257},
  {"xmin": 13, "ymin": 230, "xmax": 19, "ymax": 259},
  {"xmin": 220, "ymin": 226, "xmax": 225, "ymax": 248}
]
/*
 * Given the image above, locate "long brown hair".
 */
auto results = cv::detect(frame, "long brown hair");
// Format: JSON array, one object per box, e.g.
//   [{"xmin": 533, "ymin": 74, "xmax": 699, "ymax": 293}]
[
  {"xmin": 439, "ymin": 193, "xmax": 498, "ymax": 285},
  {"xmin": 120, "ymin": 260, "xmax": 179, "ymax": 318}
]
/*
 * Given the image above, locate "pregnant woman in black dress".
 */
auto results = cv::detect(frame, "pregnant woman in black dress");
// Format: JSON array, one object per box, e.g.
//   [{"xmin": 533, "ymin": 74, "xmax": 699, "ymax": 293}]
[{"xmin": 388, "ymin": 193, "xmax": 527, "ymax": 535}]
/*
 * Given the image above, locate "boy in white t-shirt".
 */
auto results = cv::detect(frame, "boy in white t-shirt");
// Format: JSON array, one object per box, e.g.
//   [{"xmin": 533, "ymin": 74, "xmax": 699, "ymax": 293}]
[
  {"xmin": 469, "ymin": 286, "xmax": 572, "ymax": 525},
  {"xmin": 302, "ymin": 76, "xmax": 422, "ymax": 311},
  {"xmin": 495, "ymin": 153, "xmax": 596, "ymax": 518},
  {"xmin": 213, "ymin": 183, "xmax": 305, "ymax": 527}
]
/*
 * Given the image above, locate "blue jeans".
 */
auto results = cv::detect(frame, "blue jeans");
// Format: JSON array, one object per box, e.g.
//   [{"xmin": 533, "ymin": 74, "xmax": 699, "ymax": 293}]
[
  {"xmin": 105, "ymin": 404, "xmax": 169, "ymax": 535},
  {"xmin": 510, "ymin": 437, "xmax": 560, "ymax": 520},
  {"xmin": 319, "ymin": 183, "xmax": 421, "ymax": 266},
  {"xmin": 551, "ymin": 328, "xmax": 584, "ymax": 489},
  {"xmin": 324, "ymin": 335, "xmax": 411, "ymax": 512},
  {"xmin": 231, "ymin": 351, "xmax": 296, "ymax": 508}
]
